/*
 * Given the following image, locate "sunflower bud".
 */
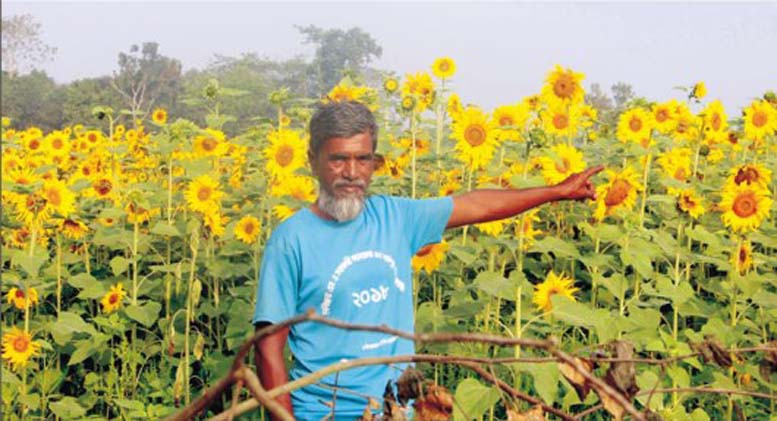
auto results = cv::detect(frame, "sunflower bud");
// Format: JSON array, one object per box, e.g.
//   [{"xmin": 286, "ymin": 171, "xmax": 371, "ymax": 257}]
[
  {"xmin": 190, "ymin": 279, "xmax": 202, "ymax": 319},
  {"xmin": 193, "ymin": 334, "xmax": 205, "ymax": 361}
]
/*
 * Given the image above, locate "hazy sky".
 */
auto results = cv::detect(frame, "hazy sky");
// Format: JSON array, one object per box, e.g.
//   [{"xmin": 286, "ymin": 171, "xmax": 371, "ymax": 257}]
[{"xmin": 4, "ymin": 1, "xmax": 777, "ymax": 112}]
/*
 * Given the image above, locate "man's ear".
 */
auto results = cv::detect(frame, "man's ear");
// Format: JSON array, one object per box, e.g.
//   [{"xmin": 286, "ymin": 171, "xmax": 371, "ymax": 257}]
[{"xmin": 308, "ymin": 150, "xmax": 317, "ymax": 173}]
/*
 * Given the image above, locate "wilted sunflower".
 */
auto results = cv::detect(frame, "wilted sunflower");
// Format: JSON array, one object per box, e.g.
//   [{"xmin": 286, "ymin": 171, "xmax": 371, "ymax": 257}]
[
  {"xmin": 58, "ymin": 218, "xmax": 90, "ymax": 240},
  {"xmin": 451, "ymin": 107, "xmax": 499, "ymax": 170},
  {"xmin": 617, "ymin": 107, "xmax": 654, "ymax": 144},
  {"xmin": 447, "ymin": 93, "xmax": 463, "ymax": 119},
  {"xmin": 533, "ymin": 271, "xmax": 579, "ymax": 313},
  {"xmin": 412, "ymin": 241, "xmax": 449, "ymax": 274},
  {"xmin": 193, "ymin": 129, "xmax": 228, "ymax": 158},
  {"xmin": 652, "ymin": 100, "xmax": 678, "ymax": 134},
  {"xmin": 6, "ymin": 287, "xmax": 39, "ymax": 311},
  {"xmin": 701, "ymin": 100, "xmax": 728, "ymax": 144},
  {"xmin": 234, "ymin": 215, "xmax": 261, "ymax": 245},
  {"xmin": 101, "ymin": 283, "xmax": 126, "ymax": 313},
  {"xmin": 725, "ymin": 163, "xmax": 772, "ymax": 192},
  {"xmin": 431, "ymin": 57, "xmax": 456, "ymax": 79},
  {"xmin": 730, "ymin": 240, "xmax": 753, "ymax": 275},
  {"xmin": 743, "ymin": 99, "xmax": 777, "ymax": 141},
  {"xmin": 185, "ymin": 175, "xmax": 224, "ymax": 214},
  {"xmin": 152, "ymin": 107, "xmax": 168, "ymax": 125},
  {"xmin": 540, "ymin": 65, "xmax": 585, "ymax": 106},
  {"xmin": 492, "ymin": 103, "xmax": 528, "ymax": 142},
  {"xmin": 2, "ymin": 327, "xmax": 41, "ymax": 371},
  {"xmin": 263, "ymin": 129, "xmax": 307, "ymax": 178},
  {"xmin": 691, "ymin": 81, "xmax": 707, "ymax": 99},
  {"xmin": 515, "ymin": 209, "xmax": 543, "ymax": 251},
  {"xmin": 539, "ymin": 144, "xmax": 586, "ymax": 186},
  {"xmin": 719, "ymin": 184, "xmax": 773, "ymax": 233},
  {"xmin": 540, "ymin": 103, "xmax": 580, "ymax": 138},
  {"xmin": 677, "ymin": 188, "xmax": 706, "ymax": 219},
  {"xmin": 125, "ymin": 202, "xmax": 160, "ymax": 224},
  {"xmin": 593, "ymin": 166, "xmax": 643, "ymax": 221}
]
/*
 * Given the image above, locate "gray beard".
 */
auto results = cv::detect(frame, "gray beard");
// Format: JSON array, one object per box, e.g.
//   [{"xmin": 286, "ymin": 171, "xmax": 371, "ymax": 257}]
[{"xmin": 317, "ymin": 186, "xmax": 366, "ymax": 222}]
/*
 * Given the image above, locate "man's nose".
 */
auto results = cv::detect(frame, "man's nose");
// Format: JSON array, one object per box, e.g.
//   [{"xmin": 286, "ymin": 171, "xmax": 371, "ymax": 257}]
[{"xmin": 343, "ymin": 158, "xmax": 358, "ymax": 179}]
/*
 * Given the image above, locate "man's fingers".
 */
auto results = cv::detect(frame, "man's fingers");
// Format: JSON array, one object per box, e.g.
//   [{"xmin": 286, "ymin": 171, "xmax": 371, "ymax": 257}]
[{"xmin": 582, "ymin": 165, "xmax": 605, "ymax": 179}]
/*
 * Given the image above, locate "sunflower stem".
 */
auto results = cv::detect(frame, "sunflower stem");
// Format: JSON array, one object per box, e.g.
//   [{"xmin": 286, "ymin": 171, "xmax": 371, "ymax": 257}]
[
  {"xmin": 638, "ymin": 152, "xmax": 652, "ymax": 228},
  {"xmin": 132, "ymin": 219, "xmax": 139, "ymax": 306},
  {"xmin": 56, "ymin": 233, "xmax": 62, "ymax": 315},
  {"xmin": 461, "ymin": 166, "xmax": 474, "ymax": 246}
]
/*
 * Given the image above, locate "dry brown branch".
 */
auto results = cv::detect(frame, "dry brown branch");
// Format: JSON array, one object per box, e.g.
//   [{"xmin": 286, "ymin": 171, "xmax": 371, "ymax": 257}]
[
  {"xmin": 227, "ymin": 379, "xmax": 243, "ymax": 421},
  {"xmin": 238, "ymin": 366, "xmax": 295, "ymax": 421}
]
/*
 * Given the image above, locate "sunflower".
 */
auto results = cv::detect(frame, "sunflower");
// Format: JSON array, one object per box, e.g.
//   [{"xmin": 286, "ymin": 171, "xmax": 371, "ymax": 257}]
[
  {"xmin": 720, "ymin": 184, "xmax": 773, "ymax": 233},
  {"xmin": 672, "ymin": 104, "xmax": 701, "ymax": 142},
  {"xmin": 451, "ymin": 107, "xmax": 499, "ymax": 170},
  {"xmin": 203, "ymin": 210, "xmax": 228, "ymax": 237},
  {"xmin": 431, "ymin": 57, "xmax": 456, "ymax": 79},
  {"xmin": 533, "ymin": 271, "xmax": 579, "ymax": 313},
  {"xmin": 730, "ymin": 240, "xmax": 753, "ymax": 275},
  {"xmin": 234, "ymin": 215, "xmax": 261, "ymax": 245},
  {"xmin": 702, "ymin": 100, "xmax": 728, "ymax": 144},
  {"xmin": 593, "ymin": 166, "xmax": 643, "ymax": 221},
  {"xmin": 40, "ymin": 179, "xmax": 76, "ymax": 217},
  {"xmin": 58, "ymin": 218, "xmax": 90, "ymax": 240},
  {"xmin": 743, "ymin": 100, "xmax": 777, "ymax": 141},
  {"xmin": 83, "ymin": 130, "xmax": 105, "ymax": 147},
  {"xmin": 691, "ymin": 81, "xmax": 707, "ymax": 99},
  {"xmin": 539, "ymin": 144, "xmax": 586, "ymax": 186},
  {"xmin": 14, "ymin": 191, "xmax": 54, "ymax": 227},
  {"xmin": 476, "ymin": 220, "xmax": 507, "ymax": 237},
  {"xmin": 725, "ymin": 163, "xmax": 772, "ymax": 192},
  {"xmin": 6, "ymin": 287, "xmax": 39, "ymax": 311},
  {"xmin": 327, "ymin": 81, "xmax": 371, "ymax": 103},
  {"xmin": 439, "ymin": 179, "xmax": 461, "ymax": 196},
  {"xmin": 707, "ymin": 147, "xmax": 725, "ymax": 164},
  {"xmin": 515, "ymin": 209, "xmax": 543, "ymax": 251},
  {"xmin": 652, "ymin": 100, "xmax": 678, "ymax": 134},
  {"xmin": 374, "ymin": 154, "xmax": 405, "ymax": 180},
  {"xmin": 492, "ymin": 103, "xmax": 528, "ymax": 142},
  {"xmin": 42, "ymin": 130, "xmax": 71, "ymax": 159},
  {"xmin": 579, "ymin": 104, "xmax": 598, "ymax": 129},
  {"xmin": 125, "ymin": 202, "xmax": 160, "ymax": 224},
  {"xmin": 263, "ymin": 129, "xmax": 307, "ymax": 178},
  {"xmin": 273, "ymin": 204, "xmax": 297, "ymax": 221},
  {"xmin": 101, "ymin": 283, "xmax": 126, "ymax": 313},
  {"xmin": 523, "ymin": 94, "xmax": 542, "ymax": 111},
  {"xmin": 617, "ymin": 107, "xmax": 654, "ymax": 144},
  {"xmin": 447, "ymin": 93, "xmax": 463, "ymax": 119},
  {"xmin": 23, "ymin": 133, "xmax": 44, "ymax": 154},
  {"xmin": 657, "ymin": 147, "xmax": 693, "ymax": 183},
  {"xmin": 412, "ymin": 241, "xmax": 449, "ymax": 274},
  {"xmin": 402, "ymin": 72, "xmax": 436, "ymax": 112},
  {"xmin": 541, "ymin": 103, "xmax": 580, "ymax": 138},
  {"xmin": 1, "ymin": 116, "xmax": 10, "ymax": 127},
  {"xmin": 677, "ymin": 188, "xmax": 706, "ymax": 219},
  {"xmin": 2, "ymin": 328, "xmax": 41, "ymax": 371},
  {"xmin": 98, "ymin": 217, "xmax": 117, "ymax": 227},
  {"xmin": 541, "ymin": 65, "xmax": 585, "ymax": 106},
  {"xmin": 383, "ymin": 77, "xmax": 399, "ymax": 94},
  {"xmin": 185, "ymin": 175, "xmax": 224, "ymax": 214},
  {"xmin": 193, "ymin": 129, "xmax": 228, "ymax": 158},
  {"xmin": 152, "ymin": 107, "xmax": 168, "ymax": 125},
  {"xmin": 88, "ymin": 176, "xmax": 116, "ymax": 201}
]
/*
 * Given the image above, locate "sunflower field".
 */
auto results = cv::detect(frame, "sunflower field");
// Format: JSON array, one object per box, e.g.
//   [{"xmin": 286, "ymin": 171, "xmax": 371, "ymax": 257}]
[{"xmin": 2, "ymin": 57, "xmax": 777, "ymax": 420}]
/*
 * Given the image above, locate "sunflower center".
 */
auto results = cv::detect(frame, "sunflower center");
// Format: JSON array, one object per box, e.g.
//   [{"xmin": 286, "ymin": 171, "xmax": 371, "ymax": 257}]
[
  {"xmin": 552, "ymin": 114, "xmax": 569, "ymax": 130},
  {"xmin": 243, "ymin": 222, "xmax": 256, "ymax": 235},
  {"xmin": 682, "ymin": 194, "xmax": 696, "ymax": 209},
  {"xmin": 63, "ymin": 220, "xmax": 79, "ymax": 230},
  {"xmin": 656, "ymin": 109, "xmax": 669, "ymax": 123},
  {"xmin": 88, "ymin": 133, "xmax": 98, "ymax": 143},
  {"xmin": 555, "ymin": 158, "xmax": 570, "ymax": 173},
  {"xmin": 499, "ymin": 116, "xmax": 514, "ymax": 127},
  {"xmin": 93, "ymin": 179, "xmax": 113, "ymax": 196},
  {"xmin": 109, "ymin": 293, "xmax": 119, "ymax": 304},
  {"xmin": 44, "ymin": 187, "xmax": 62, "ymax": 206},
  {"xmin": 416, "ymin": 244, "xmax": 433, "ymax": 257},
  {"xmin": 13, "ymin": 335, "xmax": 30, "ymax": 353},
  {"xmin": 464, "ymin": 124, "xmax": 487, "ymax": 147},
  {"xmin": 197, "ymin": 186, "xmax": 213, "ymax": 201},
  {"xmin": 202, "ymin": 138, "xmax": 218, "ymax": 152},
  {"xmin": 275, "ymin": 145, "xmax": 295, "ymax": 167},
  {"xmin": 732, "ymin": 192, "xmax": 757, "ymax": 218},
  {"xmin": 629, "ymin": 116, "xmax": 643, "ymax": 132},
  {"xmin": 711, "ymin": 113, "xmax": 722, "ymax": 131},
  {"xmin": 553, "ymin": 74, "xmax": 575, "ymax": 99},
  {"xmin": 752, "ymin": 111, "xmax": 767, "ymax": 128},
  {"xmin": 52, "ymin": 138, "xmax": 64, "ymax": 149},
  {"xmin": 26, "ymin": 193, "xmax": 47, "ymax": 213},
  {"xmin": 15, "ymin": 290, "xmax": 26, "ymax": 299},
  {"xmin": 739, "ymin": 246, "xmax": 748, "ymax": 264},
  {"xmin": 29, "ymin": 139, "xmax": 41, "ymax": 150},
  {"xmin": 734, "ymin": 167, "xmax": 759, "ymax": 185},
  {"xmin": 728, "ymin": 132, "xmax": 739, "ymax": 145},
  {"xmin": 438, "ymin": 61, "xmax": 450, "ymax": 72},
  {"xmin": 676, "ymin": 120, "xmax": 689, "ymax": 134},
  {"xmin": 604, "ymin": 179, "xmax": 631, "ymax": 207},
  {"xmin": 674, "ymin": 168, "xmax": 687, "ymax": 181}
]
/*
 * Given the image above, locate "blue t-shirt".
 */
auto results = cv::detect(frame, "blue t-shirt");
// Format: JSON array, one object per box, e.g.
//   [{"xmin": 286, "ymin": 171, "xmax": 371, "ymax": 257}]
[{"xmin": 252, "ymin": 194, "xmax": 453, "ymax": 420}]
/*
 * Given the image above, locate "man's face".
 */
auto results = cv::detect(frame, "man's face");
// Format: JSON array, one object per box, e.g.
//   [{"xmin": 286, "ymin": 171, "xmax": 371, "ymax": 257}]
[{"xmin": 310, "ymin": 132, "xmax": 375, "ymax": 220}]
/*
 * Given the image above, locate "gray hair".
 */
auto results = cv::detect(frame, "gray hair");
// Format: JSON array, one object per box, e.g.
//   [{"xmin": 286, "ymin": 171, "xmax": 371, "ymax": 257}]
[{"xmin": 308, "ymin": 101, "xmax": 378, "ymax": 158}]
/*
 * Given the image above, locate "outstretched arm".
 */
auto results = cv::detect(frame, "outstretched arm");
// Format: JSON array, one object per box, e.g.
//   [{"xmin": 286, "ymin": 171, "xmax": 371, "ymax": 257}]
[{"xmin": 446, "ymin": 165, "xmax": 603, "ymax": 229}]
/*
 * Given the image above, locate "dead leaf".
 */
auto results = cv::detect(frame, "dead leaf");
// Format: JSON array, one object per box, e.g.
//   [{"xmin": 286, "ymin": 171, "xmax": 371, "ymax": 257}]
[
  {"xmin": 759, "ymin": 341, "xmax": 777, "ymax": 382},
  {"xmin": 382, "ymin": 380, "xmax": 408, "ymax": 421},
  {"xmin": 396, "ymin": 367, "xmax": 425, "ymax": 406},
  {"xmin": 604, "ymin": 340, "xmax": 638, "ymax": 399},
  {"xmin": 692, "ymin": 336, "xmax": 732, "ymax": 369},
  {"xmin": 645, "ymin": 409, "xmax": 664, "ymax": 421},
  {"xmin": 506, "ymin": 404, "xmax": 545, "ymax": 421},
  {"xmin": 598, "ymin": 388, "xmax": 625, "ymax": 421},
  {"xmin": 558, "ymin": 357, "xmax": 593, "ymax": 400},
  {"xmin": 413, "ymin": 384, "xmax": 453, "ymax": 421}
]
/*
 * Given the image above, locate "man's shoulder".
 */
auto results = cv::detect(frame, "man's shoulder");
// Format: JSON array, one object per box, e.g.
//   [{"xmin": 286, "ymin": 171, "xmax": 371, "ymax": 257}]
[{"xmin": 266, "ymin": 208, "xmax": 311, "ymax": 244}]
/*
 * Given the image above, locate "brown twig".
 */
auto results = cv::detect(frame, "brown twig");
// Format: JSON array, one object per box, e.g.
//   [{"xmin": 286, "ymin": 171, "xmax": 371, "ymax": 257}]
[
  {"xmin": 227, "ymin": 379, "xmax": 243, "ymax": 421},
  {"xmin": 238, "ymin": 366, "xmax": 295, "ymax": 421}
]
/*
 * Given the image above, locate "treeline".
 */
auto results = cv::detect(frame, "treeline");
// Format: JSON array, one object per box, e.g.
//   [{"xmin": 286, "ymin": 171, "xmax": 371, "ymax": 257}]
[{"xmin": 1, "ymin": 25, "xmax": 384, "ymax": 134}]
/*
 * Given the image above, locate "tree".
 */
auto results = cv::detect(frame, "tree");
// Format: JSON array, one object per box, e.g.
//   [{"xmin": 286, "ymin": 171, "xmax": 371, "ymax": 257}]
[
  {"xmin": 62, "ymin": 77, "xmax": 124, "ymax": 127},
  {"xmin": 296, "ymin": 25, "xmax": 382, "ymax": 94},
  {"xmin": 112, "ymin": 42, "xmax": 182, "ymax": 126},
  {"xmin": 1, "ymin": 14, "xmax": 57, "ymax": 77},
  {"xmin": 1, "ymin": 70, "xmax": 64, "ymax": 130},
  {"xmin": 585, "ymin": 83, "xmax": 614, "ymax": 112},
  {"xmin": 611, "ymin": 82, "xmax": 635, "ymax": 110}
]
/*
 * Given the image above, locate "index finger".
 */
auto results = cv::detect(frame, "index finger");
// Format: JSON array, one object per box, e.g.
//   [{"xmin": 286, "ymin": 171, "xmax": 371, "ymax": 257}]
[{"xmin": 582, "ymin": 164, "xmax": 605, "ymax": 179}]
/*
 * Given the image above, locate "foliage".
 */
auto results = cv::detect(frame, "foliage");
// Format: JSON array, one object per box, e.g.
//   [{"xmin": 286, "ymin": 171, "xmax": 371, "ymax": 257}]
[{"xmin": 0, "ymin": 14, "xmax": 57, "ymax": 77}]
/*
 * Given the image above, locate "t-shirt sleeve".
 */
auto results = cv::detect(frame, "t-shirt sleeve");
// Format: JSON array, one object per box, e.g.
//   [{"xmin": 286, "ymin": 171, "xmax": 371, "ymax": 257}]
[
  {"xmin": 395, "ymin": 196, "xmax": 454, "ymax": 253},
  {"xmin": 252, "ymin": 237, "xmax": 299, "ymax": 326}
]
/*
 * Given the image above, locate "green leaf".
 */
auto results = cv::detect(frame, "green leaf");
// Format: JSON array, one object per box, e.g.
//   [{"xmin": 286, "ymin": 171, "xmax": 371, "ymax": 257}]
[
  {"xmin": 620, "ymin": 246, "xmax": 653, "ymax": 279},
  {"xmin": 474, "ymin": 271, "xmax": 515, "ymax": 301},
  {"xmin": 551, "ymin": 296, "xmax": 596, "ymax": 327},
  {"xmin": 68, "ymin": 340, "xmax": 97, "ymax": 366},
  {"xmin": 124, "ymin": 301, "xmax": 162, "ymax": 328},
  {"xmin": 654, "ymin": 277, "xmax": 695, "ymax": 305},
  {"xmin": 635, "ymin": 370, "xmax": 663, "ymax": 410},
  {"xmin": 49, "ymin": 397, "xmax": 87, "ymax": 419},
  {"xmin": 528, "ymin": 363, "xmax": 560, "ymax": 405},
  {"xmin": 41, "ymin": 369, "xmax": 66, "ymax": 394},
  {"xmin": 596, "ymin": 273, "xmax": 628, "ymax": 300},
  {"xmin": 449, "ymin": 244, "xmax": 477, "ymax": 265},
  {"xmin": 51, "ymin": 312, "xmax": 96, "ymax": 344},
  {"xmin": 666, "ymin": 366, "xmax": 690, "ymax": 388},
  {"xmin": 113, "ymin": 399, "xmax": 145, "ymax": 412},
  {"xmin": 150, "ymin": 222, "xmax": 180, "ymax": 237},
  {"xmin": 690, "ymin": 408, "xmax": 711, "ymax": 421},
  {"xmin": 68, "ymin": 272, "xmax": 96, "ymax": 289},
  {"xmin": 530, "ymin": 236, "xmax": 580, "ymax": 258},
  {"xmin": 110, "ymin": 256, "xmax": 130, "ymax": 276},
  {"xmin": 13, "ymin": 251, "xmax": 48, "ymax": 278},
  {"xmin": 687, "ymin": 224, "xmax": 721, "ymax": 248},
  {"xmin": 453, "ymin": 378, "xmax": 500, "ymax": 421}
]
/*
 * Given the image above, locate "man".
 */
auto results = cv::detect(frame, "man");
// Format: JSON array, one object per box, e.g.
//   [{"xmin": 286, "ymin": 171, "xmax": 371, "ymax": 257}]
[{"xmin": 253, "ymin": 101, "xmax": 602, "ymax": 420}]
